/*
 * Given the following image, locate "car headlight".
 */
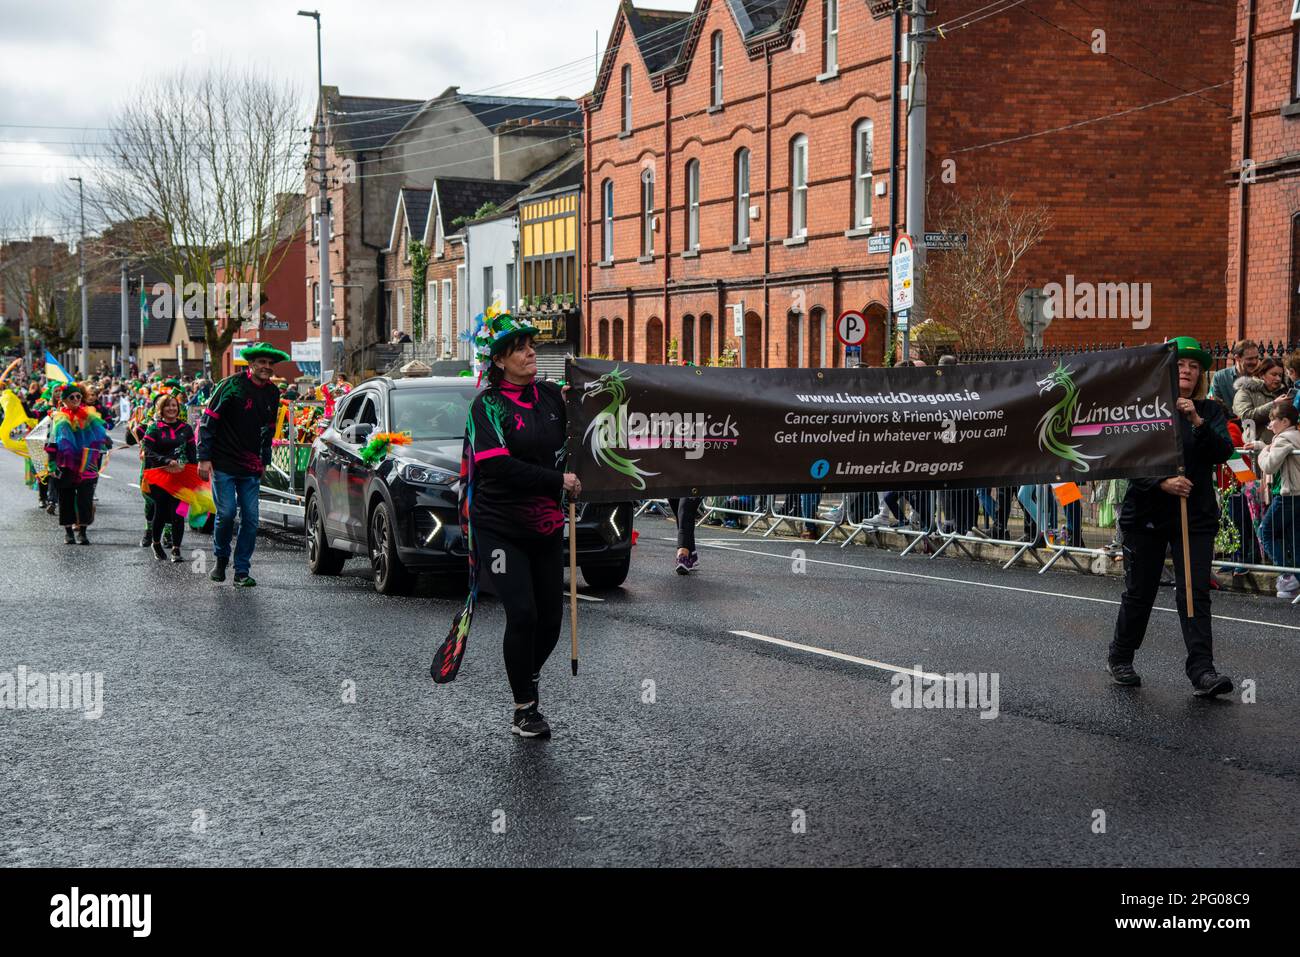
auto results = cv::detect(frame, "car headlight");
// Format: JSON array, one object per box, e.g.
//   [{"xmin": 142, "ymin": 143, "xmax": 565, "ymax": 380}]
[{"xmin": 396, "ymin": 459, "xmax": 457, "ymax": 486}]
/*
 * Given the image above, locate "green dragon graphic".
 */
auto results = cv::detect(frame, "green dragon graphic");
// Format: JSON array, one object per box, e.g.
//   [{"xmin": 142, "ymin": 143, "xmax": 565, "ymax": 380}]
[
  {"xmin": 581, "ymin": 366, "xmax": 659, "ymax": 491},
  {"xmin": 1035, "ymin": 361, "xmax": 1101, "ymax": 473}
]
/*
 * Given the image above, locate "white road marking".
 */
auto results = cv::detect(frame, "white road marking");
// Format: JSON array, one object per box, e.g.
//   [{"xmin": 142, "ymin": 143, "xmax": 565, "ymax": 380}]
[
  {"xmin": 128, "ymin": 483, "xmax": 140, "ymax": 489},
  {"xmin": 700, "ymin": 539, "xmax": 1300, "ymax": 634},
  {"xmin": 730, "ymin": 630, "xmax": 949, "ymax": 681},
  {"xmin": 568, "ymin": 592, "xmax": 604, "ymax": 603}
]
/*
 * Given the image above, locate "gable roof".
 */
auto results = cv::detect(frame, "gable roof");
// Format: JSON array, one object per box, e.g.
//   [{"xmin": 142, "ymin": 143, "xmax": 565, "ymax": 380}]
[
  {"xmin": 430, "ymin": 177, "xmax": 528, "ymax": 240},
  {"xmin": 587, "ymin": 1, "xmax": 801, "ymax": 108},
  {"xmin": 326, "ymin": 92, "xmax": 424, "ymax": 152},
  {"xmin": 387, "ymin": 187, "xmax": 432, "ymax": 253}
]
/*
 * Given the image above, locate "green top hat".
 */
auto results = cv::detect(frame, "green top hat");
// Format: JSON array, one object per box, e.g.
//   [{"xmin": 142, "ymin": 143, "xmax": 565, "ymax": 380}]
[
  {"xmin": 1170, "ymin": 336, "xmax": 1212, "ymax": 371},
  {"xmin": 240, "ymin": 342, "xmax": 291, "ymax": 364},
  {"xmin": 469, "ymin": 306, "xmax": 540, "ymax": 366}
]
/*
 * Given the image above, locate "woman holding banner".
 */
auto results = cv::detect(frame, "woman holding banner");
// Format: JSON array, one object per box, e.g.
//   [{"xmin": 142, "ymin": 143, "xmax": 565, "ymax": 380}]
[
  {"xmin": 432, "ymin": 309, "xmax": 581, "ymax": 740},
  {"xmin": 1108, "ymin": 337, "xmax": 1236, "ymax": 697}
]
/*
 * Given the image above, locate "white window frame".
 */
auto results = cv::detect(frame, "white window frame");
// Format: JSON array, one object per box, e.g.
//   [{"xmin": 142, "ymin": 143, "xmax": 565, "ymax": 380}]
[
  {"xmin": 854, "ymin": 119, "xmax": 874, "ymax": 229},
  {"xmin": 441, "ymin": 278, "xmax": 453, "ymax": 355},
  {"xmin": 711, "ymin": 31, "xmax": 724, "ymax": 107},
  {"xmin": 396, "ymin": 286, "xmax": 404, "ymax": 333},
  {"xmin": 426, "ymin": 281, "xmax": 437, "ymax": 342},
  {"xmin": 641, "ymin": 168, "xmax": 655, "ymax": 257},
  {"xmin": 791, "ymin": 135, "xmax": 809, "ymax": 238},
  {"xmin": 686, "ymin": 160, "xmax": 701, "ymax": 251},
  {"xmin": 602, "ymin": 179, "xmax": 614, "ymax": 262},
  {"xmin": 455, "ymin": 265, "xmax": 467, "ymax": 359},
  {"xmin": 825, "ymin": 0, "xmax": 839, "ymax": 75},
  {"xmin": 735, "ymin": 148, "xmax": 750, "ymax": 245},
  {"xmin": 621, "ymin": 64, "xmax": 632, "ymax": 134}
]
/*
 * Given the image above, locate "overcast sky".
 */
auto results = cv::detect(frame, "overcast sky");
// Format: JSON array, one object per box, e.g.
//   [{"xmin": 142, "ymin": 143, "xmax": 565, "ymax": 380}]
[{"xmin": 0, "ymin": 0, "xmax": 697, "ymax": 240}]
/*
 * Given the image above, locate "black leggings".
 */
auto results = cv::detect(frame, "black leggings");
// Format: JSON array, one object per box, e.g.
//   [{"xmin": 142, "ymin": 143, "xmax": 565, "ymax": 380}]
[
  {"xmin": 149, "ymin": 488, "xmax": 185, "ymax": 548},
  {"xmin": 668, "ymin": 497, "xmax": 700, "ymax": 552},
  {"xmin": 475, "ymin": 526, "xmax": 564, "ymax": 704},
  {"xmin": 57, "ymin": 481, "xmax": 95, "ymax": 527}
]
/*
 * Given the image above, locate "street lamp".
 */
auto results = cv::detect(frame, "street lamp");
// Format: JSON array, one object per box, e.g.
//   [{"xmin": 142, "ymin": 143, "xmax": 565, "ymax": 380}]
[
  {"xmin": 70, "ymin": 176, "xmax": 87, "ymax": 377},
  {"xmin": 298, "ymin": 9, "xmax": 334, "ymax": 386}
]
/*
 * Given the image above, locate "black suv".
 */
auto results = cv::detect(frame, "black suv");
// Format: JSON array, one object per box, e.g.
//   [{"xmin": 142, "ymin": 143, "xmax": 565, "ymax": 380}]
[{"xmin": 303, "ymin": 375, "xmax": 633, "ymax": 594}]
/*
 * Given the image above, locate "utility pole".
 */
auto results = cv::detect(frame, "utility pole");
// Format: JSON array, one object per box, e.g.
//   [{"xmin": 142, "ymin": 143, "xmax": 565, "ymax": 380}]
[
  {"xmin": 904, "ymin": 0, "xmax": 932, "ymax": 362},
  {"xmin": 20, "ymin": 298, "xmax": 31, "ymax": 374},
  {"xmin": 119, "ymin": 260, "xmax": 129, "ymax": 379},
  {"xmin": 299, "ymin": 9, "xmax": 333, "ymax": 386},
  {"xmin": 70, "ymin": 176, "xmax": 88, "ymax": 376}
]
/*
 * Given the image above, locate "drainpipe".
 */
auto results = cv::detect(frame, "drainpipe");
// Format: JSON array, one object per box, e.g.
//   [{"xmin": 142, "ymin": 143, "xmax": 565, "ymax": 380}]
[
  {"xmin": 664, "ymin": 78, "xmax": 672, "ymax": 363},
  {"xmin": 584, "ymin": 104, "xmax": 593, "ymax": 354},
  {"xmin": 1236, "ymin": 0, "xmax": 1255, "ymax": 341},
  {"xmin": 763, "ymin": 47, "xmax": 773, "ymax": 367}
]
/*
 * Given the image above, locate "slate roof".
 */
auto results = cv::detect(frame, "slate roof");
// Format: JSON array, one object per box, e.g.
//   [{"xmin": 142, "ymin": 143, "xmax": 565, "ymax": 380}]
[
  {"xmin": 433, "ymin": 178, "xmax": 527, "ymax": 235},
  {"xmin": 327, "ymin": 94, "xmax": 424, "ymax": 152},
  {"xmin": 626, "ymin": 6, "xmax": 694, "ymax": 73},
  {"xmin": 726, "ymin": 0, "xmax": 788, "ymax": 37},
  {"xmin": 401, "ymin": 188, "xmax": 432, "ymax": 241},
  {"xmin": 458, "ymin": 94, "xmax": 581, "ymax": 132},
  {"xmin": 54, "ymin": 289, "xmax": 173, "ymax": 349}
]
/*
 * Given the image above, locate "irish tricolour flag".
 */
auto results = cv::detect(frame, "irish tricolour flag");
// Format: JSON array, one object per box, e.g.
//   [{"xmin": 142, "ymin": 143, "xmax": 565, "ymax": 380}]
[{"xmin": 1226, "ymin": 457, "xmax": 1256, "ymax": 484}]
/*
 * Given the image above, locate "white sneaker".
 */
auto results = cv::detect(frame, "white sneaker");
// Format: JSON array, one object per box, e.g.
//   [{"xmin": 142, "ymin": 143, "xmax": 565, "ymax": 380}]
[
  {"xmin": 869, "ymin": 508, "xmax": 891, "ymax": 525},
  {"xmin": 1276, "ymin": 574, "xmax": 1298, "ymax": 598}
]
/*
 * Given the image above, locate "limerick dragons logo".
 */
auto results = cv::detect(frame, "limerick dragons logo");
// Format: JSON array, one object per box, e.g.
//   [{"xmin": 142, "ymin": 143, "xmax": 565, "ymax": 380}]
[
  {"xmin": 582, "ymin": 366, "xmax": 660, "ymax": 491},
  {"xmin": 1035, "ymin": 362, "xmax": 1101, "ymax": 473}
]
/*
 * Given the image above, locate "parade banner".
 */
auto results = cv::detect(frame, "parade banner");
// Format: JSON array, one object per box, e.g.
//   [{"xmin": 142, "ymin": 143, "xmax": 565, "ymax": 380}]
[{"xmin": 565, "ymin": 344, "xmax": 1184, "ymax": 503}]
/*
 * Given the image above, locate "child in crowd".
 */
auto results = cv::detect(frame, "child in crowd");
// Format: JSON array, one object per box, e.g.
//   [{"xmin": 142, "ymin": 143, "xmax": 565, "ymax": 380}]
[{"xmin": 1254, "ymin": 403, "xmax": 1300, "ymax": 598}]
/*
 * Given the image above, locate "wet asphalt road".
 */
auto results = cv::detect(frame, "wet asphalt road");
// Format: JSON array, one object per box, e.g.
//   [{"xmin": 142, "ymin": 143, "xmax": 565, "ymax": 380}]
[{"xmin": 1, "ymin": 430, "xmax": 1296, "ymax": 867}]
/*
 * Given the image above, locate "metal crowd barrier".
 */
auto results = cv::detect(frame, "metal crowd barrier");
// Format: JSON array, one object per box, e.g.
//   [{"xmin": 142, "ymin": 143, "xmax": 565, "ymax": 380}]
[{"xmin": 636, "ymin": 449, "xmax": 1300, "ymax": 601}]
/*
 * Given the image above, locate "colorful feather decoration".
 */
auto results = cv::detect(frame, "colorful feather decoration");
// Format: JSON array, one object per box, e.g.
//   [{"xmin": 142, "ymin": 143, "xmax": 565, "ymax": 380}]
[
  {"xmin": 141, "ymin": 463, "xmax": 216, "ymax": 517},
  {"xmin": 357, "ymin": 431, "xmax": 413, "ymax": 467}
]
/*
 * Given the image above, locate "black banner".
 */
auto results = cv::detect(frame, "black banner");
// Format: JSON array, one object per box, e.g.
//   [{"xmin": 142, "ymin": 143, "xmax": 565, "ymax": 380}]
[{"xmin": 565, "ymin": 344, "xmax": 1184, "ymax": 503}]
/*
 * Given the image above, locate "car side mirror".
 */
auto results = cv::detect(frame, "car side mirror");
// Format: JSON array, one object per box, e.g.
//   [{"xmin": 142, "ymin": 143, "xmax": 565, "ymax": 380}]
[{"xmin": 343, "ymin": 422, "xmax": 374, "ymax": 445}]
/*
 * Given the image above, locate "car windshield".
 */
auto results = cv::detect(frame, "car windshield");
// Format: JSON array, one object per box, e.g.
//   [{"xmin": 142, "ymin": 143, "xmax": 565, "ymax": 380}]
[{"xmin": 388, "ymin": 386, "xmax": 478, "ymax": 442}]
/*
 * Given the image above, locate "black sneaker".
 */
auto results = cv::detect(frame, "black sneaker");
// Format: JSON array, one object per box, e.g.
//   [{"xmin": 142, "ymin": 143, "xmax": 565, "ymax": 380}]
[
  {"xmin": 1192, "ymin": 671, "xmax": 1233, "ymax": 698},
  {"xmin": 76, "ymin": 529, "xmax": 90, "ymax": 546},
  {"xmin": 687, "ymin": 551, "xmax": 699, "ymax": 571},
  {"xmin": 170, "ymin": 548, "xmax": 184, "ymax": 563},
  {"xmin": 1106, "ymin": 660, "xmax": 1142, "ymax": 687},
  {"xmin": 140, "ymin": 530, "xmax": 153, "ymax": 548},
  {"xmin": 151, "ymin": 542, "xmax": 167, "ymax": 561},
  {"xmin": 64, "ymin": 528, "xmax": 76, "ymax": 545},
  {"xmin": 675, "ymin": 553, "xmax": 691, "ymax": 575},
  {"xmin": 210, "ymin": 556, "xmax": 228, "ymax": 582},
  {"xmin": 232, "ymin": 573, "xmax": 257, "ymax": 588},
  {"xmin": 511, "ymin": 705, "xmax": 551, "ymax": 738}
]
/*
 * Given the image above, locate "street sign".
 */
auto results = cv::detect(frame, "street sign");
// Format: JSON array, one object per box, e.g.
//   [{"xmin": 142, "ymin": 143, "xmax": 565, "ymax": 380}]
[
  {"xmin": 844, "ymin": 345, "xmax": 862, "ymax": 369},
  {"xmin": 896, "ymin": 309, "xmax": 910, "ymax": 331},
  {"xmin": 923, "ymin": 231, "xmax": 968, "ymax": 251},
  {"xmin": 867, "ymin": 233, "xmax": 891, "ymax": 255},
  {"xmin": 835, "ymin": 309, "xmax": 868, "ymax": 347},
  {"xmin": 892, "ymin": 234, "xmax": 914, "ymax": 313},
  {"xmin": 731, "ymin": 301, "xmax": 744, "ymax": 338}
]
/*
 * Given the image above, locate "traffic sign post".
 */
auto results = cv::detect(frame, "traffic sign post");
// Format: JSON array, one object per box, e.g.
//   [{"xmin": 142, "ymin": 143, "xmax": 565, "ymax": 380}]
[{"xmin": 892, "ymin": 234, "xmax": 914, "ymax": 363}]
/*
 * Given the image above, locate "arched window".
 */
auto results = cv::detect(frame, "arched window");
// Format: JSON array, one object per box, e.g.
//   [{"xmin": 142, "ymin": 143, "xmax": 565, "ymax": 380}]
[
  {"xmin": 621, "ymin": 65, "xmax": 632, "ymax": 134},
  {"xmin": 743, "ymin": 312, "xmax": 763, "ymax": 368},
  {"xmin": 853, "ymin": 119, "xmax": 874, "ymax": 229},
  {"xmin": 681, "ymin": 314, "xmax": 696, "ymax": 364},
  {"xmin": 734, "ymin": 148, "xmax": 751, "ymax": 246},
  {"xmin": 710, "ymin": 31, "xmax": 724, "ymax": 107},
  {"xmin": 699, "ymin": 313, "xmax": 714, "ymax": 364},
  {"xmin": 790, "ymin": 134, "xmax": 808, "ymax": 238},
  {"xmin": 641, "ymin": 167, "xmax": 655, "ymax": 257},
  {"xmin": 612, "ymin": 317, "xmax": 625, "ymax": 361},
  {"xmin": 598, "ymin": 318, "xmax": 610, "ymax": 357},
  {"xmin": 601, "ymin": 179, "xmax": 614, "ymax": 262},
  {"xmin": 809, "ymin": 307, "xmax": 826, "ymax": 367},
  {"xmin": 685, "ymin": 160, "xmax": 700, "ymax": 251},
  {"xmin": 646, "ymin": 317, "xmax": 664, "ymax": 364},
  {"xmin": 786, "ymin": 311, "xmax": 801, "ymax": 368}
]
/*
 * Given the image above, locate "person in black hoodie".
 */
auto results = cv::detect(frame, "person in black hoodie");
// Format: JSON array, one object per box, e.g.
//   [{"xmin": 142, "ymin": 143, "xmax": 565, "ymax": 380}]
[
  {"xmin": 196, "ymin": 343, "xmax": 286, "ymax": 586},
  {"xmin": 1108, "ymin": 337, "xmax": 1236, "ymax": 697},
  {"xmin": 141, "ymin": 393, "xmax": 195, "ymax": 562}
]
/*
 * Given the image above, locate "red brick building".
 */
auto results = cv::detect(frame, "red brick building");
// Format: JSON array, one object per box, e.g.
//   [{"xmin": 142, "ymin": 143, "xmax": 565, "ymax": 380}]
[
  {"xmin": 1228, "ymin": 1, "xmax": 1300, "ymax": 344},
  {"xmin": 583, "ymin": 0, "xmax": 1235, "ymax": 367}
]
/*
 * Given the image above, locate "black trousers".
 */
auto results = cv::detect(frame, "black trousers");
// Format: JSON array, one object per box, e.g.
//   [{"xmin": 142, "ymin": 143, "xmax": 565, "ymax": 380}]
[
  {"xmin": 475, "ymin": 526, "xmax": 564, "ymax": 704},
  {"xmin": 57, "ymin": 481, "xmax": 96, "ymax": 527},
  {"xmin": 149, "ymin": 488, "xmax": 185, "ymax": 548},
  {"xmin": 668, "ymin": 497, "xmax": 700, "ymax": 552},
  {"xmin": 1109, "ymin": 526, "xmax": 1216, "ymax": 682}
]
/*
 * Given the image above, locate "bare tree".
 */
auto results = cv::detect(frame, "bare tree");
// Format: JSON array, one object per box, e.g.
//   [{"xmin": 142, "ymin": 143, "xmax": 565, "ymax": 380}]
[
  {"xmin": 0, "ymin": 203, "xmax": 81, "ymax": 355},
  {"xmin": 89, "ymin": 67, "xmax": 306, "ymax": 362},
  {"xmin": 923, "ymin": 187, "xmax": 1052, "ymax": 351}
]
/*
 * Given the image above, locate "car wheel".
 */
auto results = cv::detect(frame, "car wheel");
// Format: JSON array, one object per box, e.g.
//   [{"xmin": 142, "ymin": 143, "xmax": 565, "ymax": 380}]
[
  {"xmin": 580, "ymin": 554, "xmax": 630, "ymax": 590},
  {"xmin": 306, "ymin": 494, "xmax": 346, "ymax": 576},
  {"xmin": 370, "ymin": 503, "xmax": 415, "ymax": 595}
]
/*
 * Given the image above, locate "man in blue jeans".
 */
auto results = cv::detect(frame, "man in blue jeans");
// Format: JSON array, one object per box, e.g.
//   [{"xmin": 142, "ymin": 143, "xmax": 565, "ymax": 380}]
[{"xmin": 196, "ymin": 343, "xmax": 287, "ymax": 586}]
